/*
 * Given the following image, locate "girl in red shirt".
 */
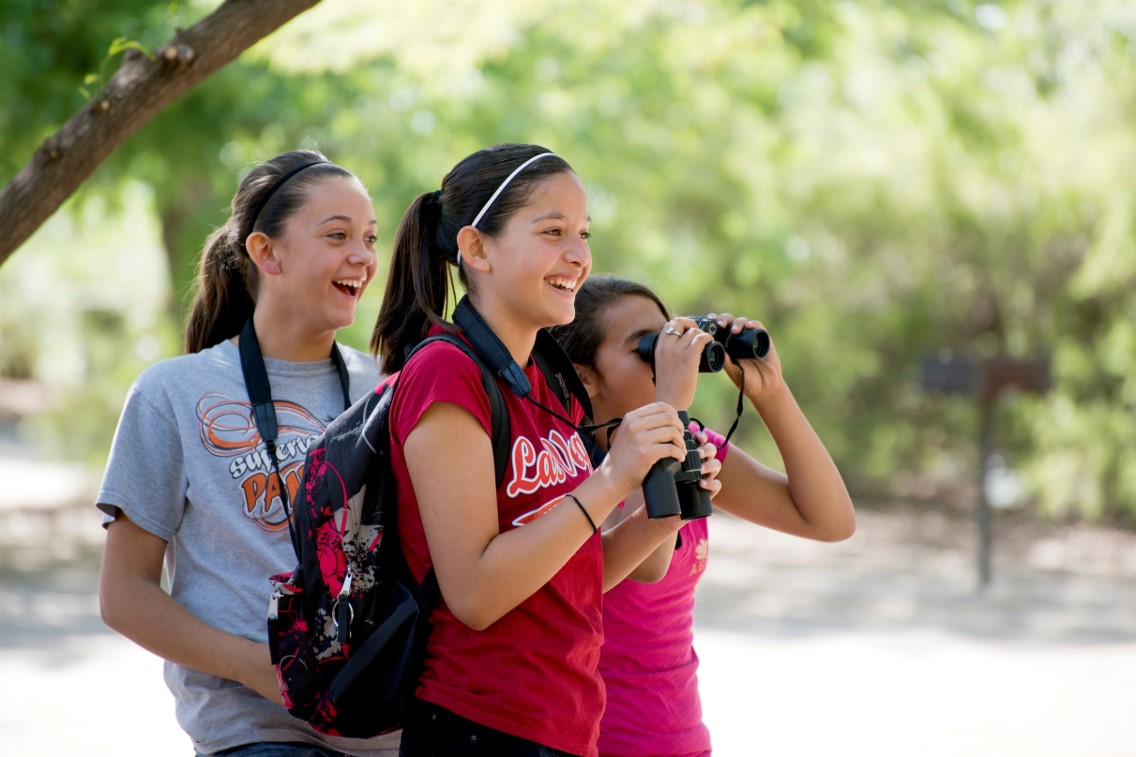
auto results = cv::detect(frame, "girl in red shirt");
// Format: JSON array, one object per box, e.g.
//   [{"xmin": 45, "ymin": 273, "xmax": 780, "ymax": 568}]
[{"xmin": 370, "ymin": 145, "xmax": 721, "ymax": 757}]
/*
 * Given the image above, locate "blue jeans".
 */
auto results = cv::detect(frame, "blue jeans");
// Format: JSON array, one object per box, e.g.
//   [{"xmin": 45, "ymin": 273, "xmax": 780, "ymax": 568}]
[{"xmin": 206, "ymin": 743, "xmax": 354, "ymax": 757}]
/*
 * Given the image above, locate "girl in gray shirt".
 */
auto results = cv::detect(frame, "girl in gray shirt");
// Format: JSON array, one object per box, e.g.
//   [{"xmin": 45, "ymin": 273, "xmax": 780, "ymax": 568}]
[{"xmin": 97, "ymin": 150, "xmax": 396, "ymax": 756}]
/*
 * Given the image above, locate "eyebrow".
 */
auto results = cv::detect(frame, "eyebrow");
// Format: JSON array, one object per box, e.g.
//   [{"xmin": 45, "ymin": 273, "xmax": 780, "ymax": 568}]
[
  {"xmin": 623, "ymin": 327, "xmax": 656, "ymax": 347},
  {"xmin": 530, "ymin": 211, "xmax": 591, "ymax": 224},
  {"xmin": 315, "ymin": 214, "xmax": 378, "ymax": 226}
]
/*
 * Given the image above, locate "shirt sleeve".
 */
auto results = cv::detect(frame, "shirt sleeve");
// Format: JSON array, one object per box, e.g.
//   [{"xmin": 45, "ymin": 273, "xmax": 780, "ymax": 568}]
[
  {"xmin": 95, "ymin": 380, "xmax": 187, "ymax": 541},
  {"xmin": 391, "ymin": 341, "xmax": 493, "ymax": 447}
]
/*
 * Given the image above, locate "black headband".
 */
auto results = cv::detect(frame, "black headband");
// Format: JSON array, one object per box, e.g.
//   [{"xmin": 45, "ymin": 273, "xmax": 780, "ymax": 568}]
[{"xmin": 242, "ymin": 160, "xmax": 329, "ymax": 249}]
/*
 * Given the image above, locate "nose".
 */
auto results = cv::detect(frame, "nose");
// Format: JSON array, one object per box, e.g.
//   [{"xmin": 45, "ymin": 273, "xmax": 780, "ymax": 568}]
[
  {"xmin": 564, "ymin": 236, "xmax": 590, "ymax": 268},
  {"xmin": 348, "ymin": 241, "xmax": 377, "ymax": 267}
]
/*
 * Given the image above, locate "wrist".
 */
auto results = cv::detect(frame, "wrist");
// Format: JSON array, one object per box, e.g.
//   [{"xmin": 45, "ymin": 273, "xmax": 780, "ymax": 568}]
[
  {"xmin": 653, "ymin": 386, "xmax": 692, "ymax": 411},
  {"xmin": 750, "ymin": 381, "xmax": 792, "ymax": 413},
  {"xmin": 578, "ymin": 464, "xmax": 636, "ymax": 518}
]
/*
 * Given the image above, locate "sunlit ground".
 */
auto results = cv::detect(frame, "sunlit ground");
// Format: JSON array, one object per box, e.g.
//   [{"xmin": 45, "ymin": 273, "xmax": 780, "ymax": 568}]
[{"xmin": 1, "ymin": 443, "xmax": 1133, "ymax": 756}]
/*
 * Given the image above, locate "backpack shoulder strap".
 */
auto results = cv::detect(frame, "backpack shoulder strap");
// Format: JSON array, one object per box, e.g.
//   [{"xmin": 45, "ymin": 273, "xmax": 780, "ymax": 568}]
[{"xmin": 406, "ymin": 332, "xmax": 511, "ymax": 488}]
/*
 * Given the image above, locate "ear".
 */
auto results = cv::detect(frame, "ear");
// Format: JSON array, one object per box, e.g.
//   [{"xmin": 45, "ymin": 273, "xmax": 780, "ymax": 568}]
[
  {"xmin": 245, "ymin": 231, "xmax": 282, "ymax": 275},
  {"xmin": 574, "ymin": 363, "xmax": 600, "ymax": 399},
  {"xmin": 456, "ymin": 225, "xmax": 492, "ymax": 273}
]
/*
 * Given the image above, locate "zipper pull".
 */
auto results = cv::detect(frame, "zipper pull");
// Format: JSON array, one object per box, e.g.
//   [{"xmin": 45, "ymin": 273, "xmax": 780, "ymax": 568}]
[
  {"xmin": 333, "ymin": 571, "xmax": 354, "ymax": 645},
  {"xmin": 268, "ymin": 588, "xmax": 282, "ymax": 621},
  {"xmin": 338, "ymin": 571, "xmax": 353, "ymax": 600}
]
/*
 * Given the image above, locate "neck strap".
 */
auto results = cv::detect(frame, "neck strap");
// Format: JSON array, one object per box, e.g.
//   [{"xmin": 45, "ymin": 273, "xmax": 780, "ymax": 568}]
[
  {"xmin": 238, "ymin": 318, "xmax": 351, "ymax": 558},
  {"xmin": 451, "ymin": 296, "xmax": 532, "ymax": 399},
  {"xmin": 451, "ymin": 295, "xmax": 593, "ymax": 422}
]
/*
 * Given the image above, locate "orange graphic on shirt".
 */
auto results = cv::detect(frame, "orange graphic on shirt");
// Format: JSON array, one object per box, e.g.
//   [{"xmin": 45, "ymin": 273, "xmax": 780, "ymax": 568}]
[{"xmin": 196, "ymin": 393, "xmax": 327, "ymax": 534}]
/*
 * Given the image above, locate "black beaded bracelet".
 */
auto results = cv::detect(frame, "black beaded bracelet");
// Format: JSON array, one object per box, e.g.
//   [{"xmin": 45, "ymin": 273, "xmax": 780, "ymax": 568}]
[{"xmin": 564, "ymin": 493, "xmax": 598, "ymax": 535}]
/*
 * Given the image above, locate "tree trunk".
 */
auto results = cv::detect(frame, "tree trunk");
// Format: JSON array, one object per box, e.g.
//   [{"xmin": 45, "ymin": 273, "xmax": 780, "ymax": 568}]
[
  {"xmin": 0, "ymin": 0, "xmax": 324, "ymax": 269},
  {"xmin": 159, "ymin": 176, "xmax": 213, "ymax": 321}
]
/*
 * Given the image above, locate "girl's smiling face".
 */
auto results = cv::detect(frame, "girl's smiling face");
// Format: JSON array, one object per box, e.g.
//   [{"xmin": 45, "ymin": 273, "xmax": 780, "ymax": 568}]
[
  {"xmin": 473, "ymin": 170, "xmax": 592, "ymax": 333},
  {"xmin": 261, "ymin": 176, "xmax": 378, "ymax": 338}
]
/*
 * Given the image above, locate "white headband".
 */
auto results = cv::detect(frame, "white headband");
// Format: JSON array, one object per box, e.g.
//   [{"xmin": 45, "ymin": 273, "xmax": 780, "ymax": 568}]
[{"xmin": 469, "ymin": 152, "xmax": 558, "ymax": 230}]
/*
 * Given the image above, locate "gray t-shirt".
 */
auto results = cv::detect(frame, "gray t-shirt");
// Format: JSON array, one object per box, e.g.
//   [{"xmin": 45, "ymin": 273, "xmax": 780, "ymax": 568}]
[{"xmin": 97, "ymin": 339, "xmax": 398, "ymax": 755}]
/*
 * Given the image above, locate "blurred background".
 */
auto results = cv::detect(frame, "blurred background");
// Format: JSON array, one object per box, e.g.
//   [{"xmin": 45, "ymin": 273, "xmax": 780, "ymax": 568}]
[{"xmin": 1, "ymin": 1, "xmax": 1134, "ymax": 755}]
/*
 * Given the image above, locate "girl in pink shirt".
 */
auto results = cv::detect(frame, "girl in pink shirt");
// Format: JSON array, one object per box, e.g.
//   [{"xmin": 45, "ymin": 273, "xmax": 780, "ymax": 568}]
[{"xmin": 552, "ymin": 276, "xmax": 856, "ymax": 756}]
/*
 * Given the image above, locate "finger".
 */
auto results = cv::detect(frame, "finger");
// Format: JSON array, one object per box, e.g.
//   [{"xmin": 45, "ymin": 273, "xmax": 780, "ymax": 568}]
[
  {"xmin": 631, "ymin": 422, "xmax": 684, "ymax": 460},
  {"xmin": 718, "ymin": 314, "xmax": 765, "ymax": 335},
  {"xmin": 634, "ymin": 402, "xmax": 686, "ymax": 426},
  {"xmin": 673, "ymin": 316, "xmax": 699, "ymax": 331},
  {"xmin": 635, "ymin": 435, "xmax": 686, "ymax": 464},
  {"xmin": 621, "ymin": 416, "xmax": 686, "ymax": 449},
  {"xmin": 700, "ymin": 458, "xmax": 722, "ymax": 478},
  {"xmin": 699, "ymin": 478, "xmax": 723, "ymax": 497},
  {"xmin": 689, "ymin": 330, "xmax": 715, "ymax": 347}
]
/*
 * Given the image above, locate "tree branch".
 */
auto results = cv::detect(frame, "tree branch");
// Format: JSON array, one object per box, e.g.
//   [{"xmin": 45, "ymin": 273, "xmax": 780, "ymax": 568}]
[{"xmin": 0, "ymin": 0, "xmax": 324, "ymax": 269}]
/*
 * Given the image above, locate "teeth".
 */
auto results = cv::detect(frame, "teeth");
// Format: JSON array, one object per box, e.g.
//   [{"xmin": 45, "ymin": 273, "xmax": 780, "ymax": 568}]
[
  {"xmin": 334, "ymin": 278, "xmax": 363, "ymax": 290},
  {"xmin": 549, "ymin": 277, "xmax": 577, "ymax": 292}
]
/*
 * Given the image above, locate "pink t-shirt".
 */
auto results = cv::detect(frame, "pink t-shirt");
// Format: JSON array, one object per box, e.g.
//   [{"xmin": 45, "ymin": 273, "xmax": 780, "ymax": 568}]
[
  {"xmin": 391, "ymin": 332, "xmax": 603, "ymax": 756},
  {"xmin": 597, "ymin": 428, "xmax": 729, "ymax": 757}
]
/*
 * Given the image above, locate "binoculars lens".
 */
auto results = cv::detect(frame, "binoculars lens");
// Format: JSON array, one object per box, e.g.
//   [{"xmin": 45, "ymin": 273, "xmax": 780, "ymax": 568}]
[{"xmin": 729, "ymin": 326, "xmax": 770, "ymax": 360}]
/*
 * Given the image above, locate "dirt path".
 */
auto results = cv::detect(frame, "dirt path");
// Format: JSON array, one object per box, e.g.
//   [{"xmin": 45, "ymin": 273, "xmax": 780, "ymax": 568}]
[{"xmin": 1, "ymin": 465, "xmax": 1133, "ymax": 756}]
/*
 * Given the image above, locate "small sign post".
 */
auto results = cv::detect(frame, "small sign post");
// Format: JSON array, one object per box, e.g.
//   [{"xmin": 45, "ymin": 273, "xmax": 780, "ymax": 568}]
[{"xmin": 921, "ymin": 353, "xmax": 1051, "ymax": 589}]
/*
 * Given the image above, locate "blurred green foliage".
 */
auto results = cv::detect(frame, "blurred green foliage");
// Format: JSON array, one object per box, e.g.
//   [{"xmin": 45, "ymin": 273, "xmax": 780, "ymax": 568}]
[{"xmin": 1, "ymin": 0, "xmax": 1133, "ymax": 522}]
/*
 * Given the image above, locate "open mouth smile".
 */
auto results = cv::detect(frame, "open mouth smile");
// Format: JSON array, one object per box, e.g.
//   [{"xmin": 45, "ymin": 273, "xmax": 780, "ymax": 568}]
[
  {"xmin": 333, "ymin": 278, "xmax": 365, "ymax": 298},
  {"xmin": 547, "ymin": 276, "xmax": 578, "ymax": 293}
]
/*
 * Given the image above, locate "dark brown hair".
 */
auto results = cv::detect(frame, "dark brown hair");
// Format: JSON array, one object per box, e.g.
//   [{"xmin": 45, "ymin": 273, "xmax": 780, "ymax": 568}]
[
  {"xmin": 370, "ymin": 144, "xmax": 574, "ymax": 372},
  {"xmin": 550, "ymin": 275, "xmax": 671, "ymax": 367},
  {"xmin": 183, "ymin": 150, "xmax": 355, "ymax": 353}
]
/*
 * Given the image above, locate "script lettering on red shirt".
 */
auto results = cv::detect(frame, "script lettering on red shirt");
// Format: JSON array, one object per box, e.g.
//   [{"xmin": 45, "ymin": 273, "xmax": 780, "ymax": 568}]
[{"xmin": 506, "ymin": 430, "xmax": 591, "ymax": 526}]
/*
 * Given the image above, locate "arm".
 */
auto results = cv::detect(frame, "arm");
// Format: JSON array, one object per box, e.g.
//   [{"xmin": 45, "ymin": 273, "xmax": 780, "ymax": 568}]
[
  {"xmin": 599, "ymin": 493, "xmax": 679, "ymax": 590},
  {"xmin": 601, "ymin": 438, "xmax": 723, "ymax": 587},
  {"xmin": 598, "ymin": 318, "xmax": 720, "ymax": 587},
  {"xmin": 404, "ymin": 400, "xmax": 685, "ymax": 631},
  {"xmin": 709, "ymin": 315, "xmax": 855, "ymax": 541},
  {"xmin": 98, "ymin": 514, "xmax": 283, "ymax": 704}
]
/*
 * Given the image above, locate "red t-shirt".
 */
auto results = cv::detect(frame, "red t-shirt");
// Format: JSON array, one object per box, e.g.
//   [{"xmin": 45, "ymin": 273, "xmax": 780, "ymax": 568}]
[{"xmin": 390, "ymin": 332, "xmax": 603, "ymax": 757}]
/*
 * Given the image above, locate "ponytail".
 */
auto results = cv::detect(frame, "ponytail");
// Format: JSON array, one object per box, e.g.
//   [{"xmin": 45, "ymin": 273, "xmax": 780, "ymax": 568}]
[
  {"xmin": 371, "ymin": 191, "xmax": 456, "ymax": 372},
  {"xmin": 184, "ymin": 224, "xmax": 255, "ymax": 353}
]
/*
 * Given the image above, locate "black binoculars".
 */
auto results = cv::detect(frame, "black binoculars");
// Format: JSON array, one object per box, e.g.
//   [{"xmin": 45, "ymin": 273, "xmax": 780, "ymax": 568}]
[
  {"xmin": 691, "ymin": 315, "xmax": 771, "ymax": 362},
  {"xmin": 637, "ymin": 316, "xmax": 769, "ymax": 375},
  {"xmin": 642, "ymin": 410, "xmax": 713, "ymax": 521}
]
